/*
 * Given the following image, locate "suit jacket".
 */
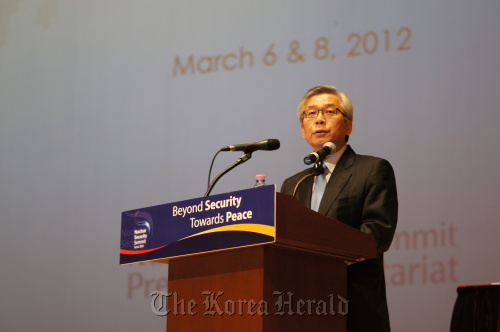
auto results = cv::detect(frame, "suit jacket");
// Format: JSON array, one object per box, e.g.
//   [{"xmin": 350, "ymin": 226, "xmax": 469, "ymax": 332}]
[{"xmin": 281, "ymin": 145, "xmax": 398, "ymax": 332}]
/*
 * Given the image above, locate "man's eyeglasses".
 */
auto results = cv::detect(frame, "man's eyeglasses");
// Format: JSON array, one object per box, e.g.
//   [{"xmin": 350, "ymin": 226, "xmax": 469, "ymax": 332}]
[{"xmin": 302, "ymin": 107, "xmax": 347, "ymax": 119}]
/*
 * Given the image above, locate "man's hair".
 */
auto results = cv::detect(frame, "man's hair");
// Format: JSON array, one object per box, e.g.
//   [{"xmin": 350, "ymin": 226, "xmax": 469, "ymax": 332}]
[{"xmin": 297, "ymin": 85, "xmax": 353, "ymax": 124}]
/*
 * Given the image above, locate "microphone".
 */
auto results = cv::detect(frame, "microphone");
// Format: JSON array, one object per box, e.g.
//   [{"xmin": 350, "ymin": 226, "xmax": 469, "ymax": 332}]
[
  {"xmin": 304, "ymin": 142, "xmax": 336, "ymax": 165},
  {"xmin": 220, "ymin": 139, "xmax": 280, "ymax": 152}
]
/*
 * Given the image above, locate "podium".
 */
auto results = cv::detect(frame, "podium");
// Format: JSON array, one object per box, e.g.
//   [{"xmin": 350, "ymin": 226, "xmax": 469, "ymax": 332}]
[
  {"xmin": 120, "ymin": 187, "xmax": 376, "ymax": 331},
  {"xmin": 450, "ymin": 283, "xmax": 500, "ymax": 332}
]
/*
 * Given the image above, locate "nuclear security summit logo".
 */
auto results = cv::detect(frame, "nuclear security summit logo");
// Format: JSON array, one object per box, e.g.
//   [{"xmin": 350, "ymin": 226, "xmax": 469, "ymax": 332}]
[{"xmin": 122, "ymin": 211, "xmax": 153, "ymax": 250}]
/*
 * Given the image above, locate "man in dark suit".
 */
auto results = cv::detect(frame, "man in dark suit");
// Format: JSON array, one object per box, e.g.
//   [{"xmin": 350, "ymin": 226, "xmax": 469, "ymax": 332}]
[{"xmin": 281, "ymin": 85, "xmax": 398, "ymax": 332}]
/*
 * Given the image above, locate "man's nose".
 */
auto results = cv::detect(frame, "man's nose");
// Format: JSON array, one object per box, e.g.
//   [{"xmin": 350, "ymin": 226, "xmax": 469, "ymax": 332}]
[{"xmin": 315, "ymin": 112, "xmax": 326, "ymax": 123}]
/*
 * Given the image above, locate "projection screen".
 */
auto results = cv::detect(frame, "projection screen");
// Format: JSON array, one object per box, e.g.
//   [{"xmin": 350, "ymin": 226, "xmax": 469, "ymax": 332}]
[{"xmin": 1, "ymin": 1, "xmax": 499, "ymax": 331}]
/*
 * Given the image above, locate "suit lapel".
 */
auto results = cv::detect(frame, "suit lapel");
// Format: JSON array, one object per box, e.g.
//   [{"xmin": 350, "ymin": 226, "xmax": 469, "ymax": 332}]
[{"xmin": 318, "ymin": 146, "xmax": 355, "ymax": 215}]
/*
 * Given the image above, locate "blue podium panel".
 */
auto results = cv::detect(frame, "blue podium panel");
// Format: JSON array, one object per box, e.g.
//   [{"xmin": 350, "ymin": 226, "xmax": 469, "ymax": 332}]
[{"xmin": 120, "ymin": 185, "xmax": 276, "ymax": 264}]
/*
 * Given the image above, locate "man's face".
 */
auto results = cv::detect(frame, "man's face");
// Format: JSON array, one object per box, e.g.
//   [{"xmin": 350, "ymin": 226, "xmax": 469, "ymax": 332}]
[{"xmin": 300, "ymin": 93, "xmax": 352, "ymax": 151}]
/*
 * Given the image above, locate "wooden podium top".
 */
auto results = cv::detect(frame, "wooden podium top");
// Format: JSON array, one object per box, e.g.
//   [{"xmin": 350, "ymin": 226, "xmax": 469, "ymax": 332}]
[
  {"xmin": 275, "ymin": 192, "xmax": 376, "ymax": 262},
  {"xmin": 121, "ymin": 187, "xmax": 375, "ymax": 265}
]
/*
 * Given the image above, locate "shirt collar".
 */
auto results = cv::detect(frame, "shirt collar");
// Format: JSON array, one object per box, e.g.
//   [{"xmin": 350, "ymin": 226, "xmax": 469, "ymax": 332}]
[{"xmin": 322, "ymin": 144, "xmax": 347, "ymax": 174}]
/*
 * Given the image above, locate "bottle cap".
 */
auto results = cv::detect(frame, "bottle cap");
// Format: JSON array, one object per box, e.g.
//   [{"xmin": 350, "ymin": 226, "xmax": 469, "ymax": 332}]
[{"xmin": 255, "ymin": 174, "xmax": 266, "ymax": 181}]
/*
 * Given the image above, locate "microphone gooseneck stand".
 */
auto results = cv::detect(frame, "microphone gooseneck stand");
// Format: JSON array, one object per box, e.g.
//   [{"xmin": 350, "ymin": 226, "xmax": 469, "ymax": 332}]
[
  {"xmin": 204, "ymin": 152, "xmax": 252, "ymax": 197},
  {"xmin": 292, "ymin": 162, "xmax": 324, "ymax": 198}
]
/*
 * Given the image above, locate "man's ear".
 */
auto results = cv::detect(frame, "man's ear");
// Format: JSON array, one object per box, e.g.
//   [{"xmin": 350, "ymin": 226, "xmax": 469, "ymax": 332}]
[{"xmin": 346, "ymin": 120, "xmax": 353, "ymax": 136}]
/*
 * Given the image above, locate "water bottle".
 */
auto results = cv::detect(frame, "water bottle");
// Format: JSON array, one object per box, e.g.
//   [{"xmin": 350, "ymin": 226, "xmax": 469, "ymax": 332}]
[{"xmin": 254, "ymin": 174, "xmax": 266, "ymax": 187}]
